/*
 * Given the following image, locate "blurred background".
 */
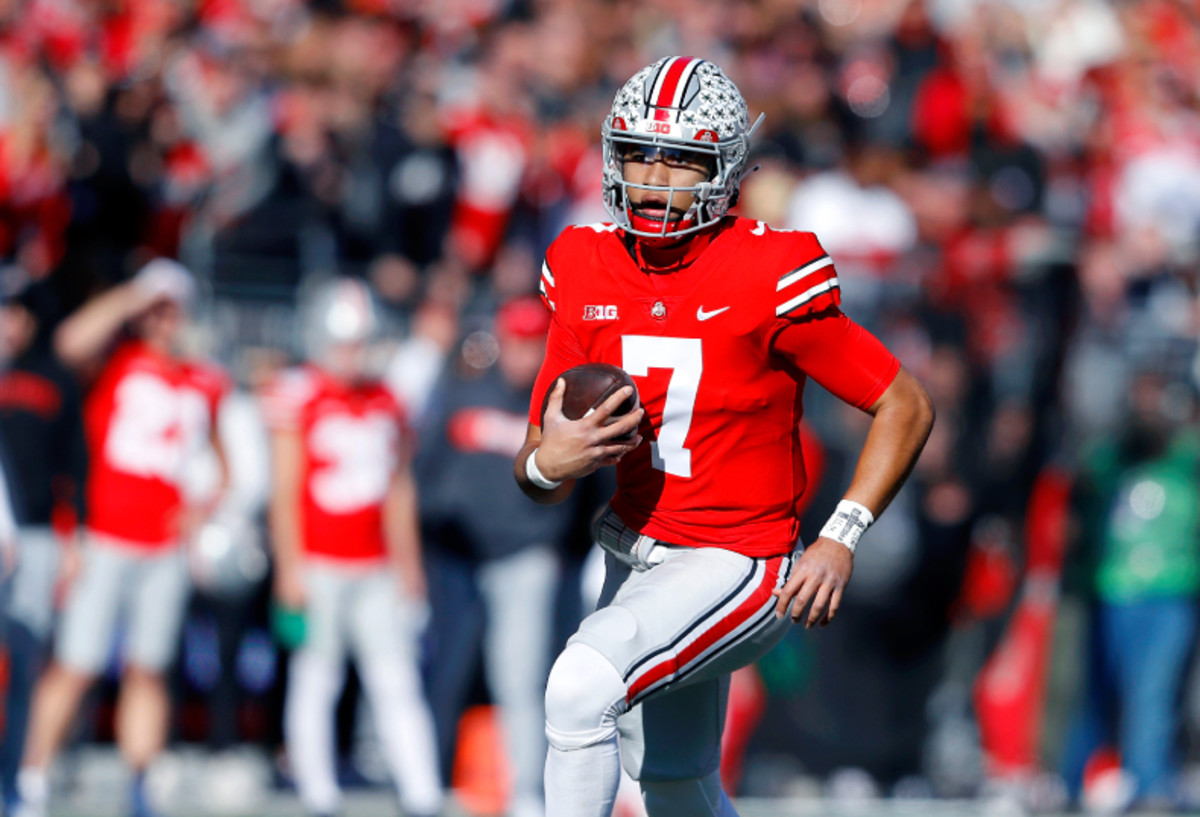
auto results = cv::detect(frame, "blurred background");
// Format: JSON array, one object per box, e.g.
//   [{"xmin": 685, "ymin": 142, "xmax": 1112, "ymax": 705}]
[{"xmin": 2, "ymin": 0, "xmax": 1200, "ymax": 814}]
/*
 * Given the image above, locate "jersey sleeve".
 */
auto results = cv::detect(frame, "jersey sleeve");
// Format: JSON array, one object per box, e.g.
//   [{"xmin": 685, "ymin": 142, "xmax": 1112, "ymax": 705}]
[
  {"xmin": 528, "ymin": 230, "xmax": 589, "ymax": 427},
  {"xmin": 767, "ymin": 233, "xmax": 899, "ymax": 410},
  {"xmin": 770, "ymin": 314, "xmax": 900, "ymax": 410},
  {"xmin": 528, "ymin": 312, "xmax": 588, "ymax": 427}
]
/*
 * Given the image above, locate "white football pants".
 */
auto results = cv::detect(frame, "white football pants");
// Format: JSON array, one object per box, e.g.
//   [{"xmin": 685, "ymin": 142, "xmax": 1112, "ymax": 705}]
[
  {"xmin": 544, "ymin": 543, "xmax": 797, "ymax": 817},
  {"xmin": 284, "ymin": 561, "xmax": 442, "ymax": 816}
]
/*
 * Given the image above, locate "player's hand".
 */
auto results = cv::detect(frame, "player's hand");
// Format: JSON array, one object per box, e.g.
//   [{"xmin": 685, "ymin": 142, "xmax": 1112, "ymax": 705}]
[
  {"xmin": 395, "ymin": 565, "xmax": 427, "ymax": 605},
  {"xmin": 175, "ymin": 504, "xmax": 209, "ymax": 542},
  {"xmin": 536, "ymin": 379, "xmax": 644, "ymax": 480},
  {"xmin": 55, "ymin": 542, "xmax": 82, "ymax": 603},
  {"xmin": 274, "ymin": 560, "xmax": 306, "ymax": 609},
  {"xmin": 772, "ymin": 538, "xmax": 853, "ymax": 629},
  {"xmin": 0, "ymin": 538, "xmax": 16, "ymax": 580}
]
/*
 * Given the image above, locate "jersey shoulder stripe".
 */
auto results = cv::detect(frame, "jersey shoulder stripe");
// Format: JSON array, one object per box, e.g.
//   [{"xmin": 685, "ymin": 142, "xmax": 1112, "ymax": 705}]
[
  {"xmin": 776, "ymin": 254, "xmax": 832, "ymax": 292},
  {"xmin": 769, "ymin": 233, "xmax": 840, "ymax": 318},
  {"xmin": 776, "ymin": 276, "xmax": 840, "ymax": 316},
  {"xmin": 539, "ymin": 260, "xmax": 556, "ymax": 313}
]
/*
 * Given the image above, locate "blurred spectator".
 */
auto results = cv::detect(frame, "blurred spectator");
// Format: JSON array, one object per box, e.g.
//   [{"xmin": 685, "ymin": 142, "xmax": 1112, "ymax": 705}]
[
  {"xmin": 0, "ymin": 281, "xmax": 87, "ymax": 807},
  {"xmin": 1062, "ymin": 369, "xmax": 1200, "ymax": 810},
  {"xmin": 416, "ymin": 296, "xmax": 568, "ymax": 817},
  {"xmin": 785, "ymin": 138, "xmax": 917, "ymax": 315},
  {"xmin": 15, "ymin": 258, "xmax": 228, "ymax": 817},
  {"xmin": 182, "ymin": 380, "xmax": 271, "ymax": 751},
  {"xmin": 262, "ymin": 277, "xmax": 442, "ymax": 817}
]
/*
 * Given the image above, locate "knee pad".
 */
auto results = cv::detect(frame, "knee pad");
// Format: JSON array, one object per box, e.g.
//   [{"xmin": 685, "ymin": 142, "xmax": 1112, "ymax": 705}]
[
  {"xmin": 641, "ymin": 770, "xmax": 737, "ymax": 817},
  {"xmin": 544, "ymin": 642, "xmax": 627, "ymax": 750}
]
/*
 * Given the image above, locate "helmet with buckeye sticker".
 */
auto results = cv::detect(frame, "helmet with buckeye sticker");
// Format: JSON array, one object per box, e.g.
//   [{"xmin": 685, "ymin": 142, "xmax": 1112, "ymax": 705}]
[{"xmin": 601, "ymin": 56, "xmax": 763, "ymax": 241}]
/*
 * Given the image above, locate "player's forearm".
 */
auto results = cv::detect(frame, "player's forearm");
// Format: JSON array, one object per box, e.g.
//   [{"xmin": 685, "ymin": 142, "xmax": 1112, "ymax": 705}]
[
  {"xmin": 383, "ymin": 469, "xmax": 425, "ymax": 585},
  {"xmin": 54, "ymin": 284, "xmax": 145, "ymax": 370},
  {"xmin": 267, "ymin": 496, "xmax": 303, "ymax": 569},
  {"xmin": 515, "ymin": 442, "xmax": 577, "ymax": 505},
  {"xmin": 841, "ymin": 367, "xmax": 934, "ymax": 516},
  {"xmin": 267, "ymin": 431, "xmax": 305, "ymax": 571}
]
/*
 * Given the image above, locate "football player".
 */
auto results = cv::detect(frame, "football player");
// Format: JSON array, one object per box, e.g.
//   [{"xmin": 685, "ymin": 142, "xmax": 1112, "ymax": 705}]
[
  {"xmin": 263, "ymin": 278, "xmax": 442, "ymax": 817},
  {"xmin": 514, "ymin": 58, "xmax": 935, "ymax": 817},
  {"xmin": 15, "ymin": 259, "xmax": 228, "ymax": 817},
  {"xmin": 0, "ymin": 283, "xmax": 88, "ymax": 810}
]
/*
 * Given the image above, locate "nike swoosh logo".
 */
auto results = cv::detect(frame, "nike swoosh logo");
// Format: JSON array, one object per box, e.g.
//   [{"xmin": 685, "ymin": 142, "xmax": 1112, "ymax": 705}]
[{"xmin": 696, "ymin": 306, "xmax": 730, "ymax": 321}]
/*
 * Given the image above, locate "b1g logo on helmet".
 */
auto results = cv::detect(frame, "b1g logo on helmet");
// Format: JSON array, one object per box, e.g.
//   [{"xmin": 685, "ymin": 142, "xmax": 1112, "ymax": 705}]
[{"xmin": 583, "ymin": 305, "xmax": 619, "ymax": 320}]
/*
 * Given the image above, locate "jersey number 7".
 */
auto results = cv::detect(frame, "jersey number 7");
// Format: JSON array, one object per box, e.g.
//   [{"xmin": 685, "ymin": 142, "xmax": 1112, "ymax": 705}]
[{"xmin": 622, "ymin": 335, "xmax": 702, "ymax": 479}]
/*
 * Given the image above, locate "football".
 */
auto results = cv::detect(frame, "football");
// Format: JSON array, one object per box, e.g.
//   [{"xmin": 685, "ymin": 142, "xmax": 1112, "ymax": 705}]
[{"xmin": 541, "ymin": 363, "xmax": 640, "ymax": 441}]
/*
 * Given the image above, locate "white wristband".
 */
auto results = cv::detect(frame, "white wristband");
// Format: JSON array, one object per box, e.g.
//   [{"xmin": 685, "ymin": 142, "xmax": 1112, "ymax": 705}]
[
  {"xmin": 525, "ymin": 449, "xmax": 562, "ymax": 490},
  {"xmin": 819, "ymin": 500, "xmax": 875, "ymax": 554}
]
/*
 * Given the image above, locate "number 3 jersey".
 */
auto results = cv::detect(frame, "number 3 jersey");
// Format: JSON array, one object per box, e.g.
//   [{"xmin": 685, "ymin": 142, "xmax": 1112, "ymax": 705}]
[
  {"xmin": 262, "ymin": 366, "xmax": 408, "ymax": 563},
  {"xmin": 530, "ymin": 217, "xmax": 901, "ymax": 558},
  {"xmin": 86, "ymin": 340, "xmax": 229, "ymax": 549}
]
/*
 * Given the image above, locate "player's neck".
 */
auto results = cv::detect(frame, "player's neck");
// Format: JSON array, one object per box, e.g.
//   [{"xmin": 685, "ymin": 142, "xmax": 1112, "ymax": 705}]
[
  {"xmin": 627, "ymin": 228, "xmax": 715, "ymax": 274},
  {"xmin": 138, "ymin": 335, "xmax": 178, "ymax": 360},
  {"xmin": 315, "ymin": 365, "xmax": 366, "ymax": 390}
]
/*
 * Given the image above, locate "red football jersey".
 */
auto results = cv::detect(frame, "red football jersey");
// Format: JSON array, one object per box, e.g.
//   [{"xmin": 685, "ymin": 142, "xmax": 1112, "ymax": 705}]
[
  {"xmin": 530, "ymin": 217, "xmax": 901, "ymax": 557},
  {"xmin": 262, "ymin": 366, "xmax": 407, "ymax": 563},
  {"xmin": 86, "ymin": 340, "xmax": 228, "ymax": 549}
]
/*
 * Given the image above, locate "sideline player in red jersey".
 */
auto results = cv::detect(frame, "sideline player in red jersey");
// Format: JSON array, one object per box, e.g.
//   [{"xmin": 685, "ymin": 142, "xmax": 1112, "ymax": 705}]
[
  {"xmin": 514, "ymin": 57, "xmax": 935, "ymax": 817},
  {"xmin": 263, "ymin": 278, "xmax": 442, "ymax": 817},
  {"xmin": 14, "ymin": 259, "xmax": 228, "ymax": 817}
]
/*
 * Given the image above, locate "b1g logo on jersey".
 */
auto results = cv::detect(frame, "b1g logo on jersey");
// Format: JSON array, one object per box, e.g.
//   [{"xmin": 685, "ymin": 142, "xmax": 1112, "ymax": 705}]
[{"xmin": 583, "ymin": 305, "xmax": 619, "ymax": 321}]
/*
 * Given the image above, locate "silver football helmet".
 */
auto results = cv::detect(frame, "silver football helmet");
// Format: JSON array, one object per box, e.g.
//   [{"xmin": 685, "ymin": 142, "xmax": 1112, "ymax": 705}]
[
  {"xmin": 300, "ymin": 277, "xmax": 380, "ymax": 377},
  {"xmin": 601, "ymin": 57, "xmax": 763, "ymax": 240}
]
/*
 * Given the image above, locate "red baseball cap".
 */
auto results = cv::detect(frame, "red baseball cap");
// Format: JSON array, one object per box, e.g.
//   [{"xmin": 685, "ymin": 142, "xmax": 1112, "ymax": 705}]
[{"xmin": 496, "ymin": 296, "xmax": 551, "ymax": 339}]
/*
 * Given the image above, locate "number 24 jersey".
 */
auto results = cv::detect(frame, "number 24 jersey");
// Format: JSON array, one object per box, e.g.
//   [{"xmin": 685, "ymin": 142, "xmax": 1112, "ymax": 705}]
[
  {"xmin": 86, "ymin": 340, "xmax": 228, "ymax": 548},
  {"xmin": 530, "ymin": 217, "xmax": 901, "ymax": 558}
]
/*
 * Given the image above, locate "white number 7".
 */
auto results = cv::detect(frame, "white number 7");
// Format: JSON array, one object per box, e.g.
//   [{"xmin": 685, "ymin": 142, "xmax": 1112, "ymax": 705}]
[{"xmin": 622, "ymin": 335, "xmax": 702, "ymax": 478}]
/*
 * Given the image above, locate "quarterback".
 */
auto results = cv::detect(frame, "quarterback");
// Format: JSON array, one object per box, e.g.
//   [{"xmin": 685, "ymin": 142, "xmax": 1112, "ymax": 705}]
[{"xmin": 514, "ymin": 57, "xmax": 934, "ymax": 817}]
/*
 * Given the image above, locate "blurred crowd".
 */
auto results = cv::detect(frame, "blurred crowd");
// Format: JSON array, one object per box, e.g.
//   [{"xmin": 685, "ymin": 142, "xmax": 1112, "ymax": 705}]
[{"xmin": 3, "ymin": 0, "xmax": 1200, "ymax": 813}]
